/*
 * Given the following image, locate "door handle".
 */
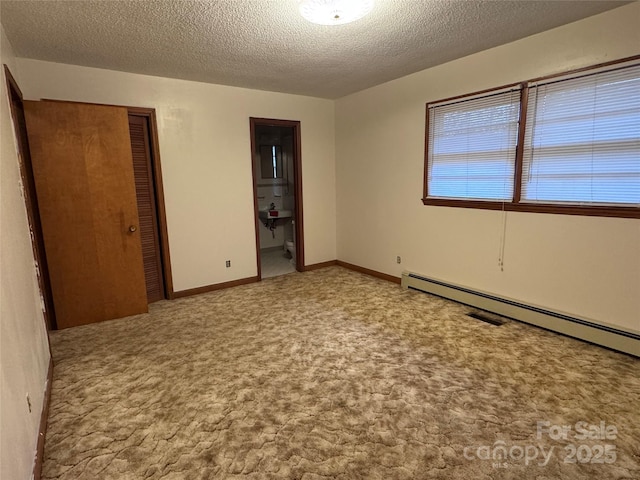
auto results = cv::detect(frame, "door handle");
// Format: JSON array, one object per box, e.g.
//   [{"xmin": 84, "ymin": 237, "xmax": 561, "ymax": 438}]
[{"xmin": 128, "ymin": 225, "xmax": 137, "ymax": 233}]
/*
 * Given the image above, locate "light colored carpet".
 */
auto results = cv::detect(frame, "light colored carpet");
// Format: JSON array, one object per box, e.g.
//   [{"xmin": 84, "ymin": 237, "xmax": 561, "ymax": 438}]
[{"xmin": 43, "ymin": 266, "xmax": 639, "ymax": 479}]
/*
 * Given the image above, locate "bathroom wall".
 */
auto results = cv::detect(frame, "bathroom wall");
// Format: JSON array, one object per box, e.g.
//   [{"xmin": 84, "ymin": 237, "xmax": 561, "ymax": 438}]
[
  {"xmin": 254, "ymin": 126, "xmax": 296, "ymax": 250},
  {"xmin": 256, "ymin": 184, "xmax": 289, "ymax": 249},
  {"xmin": 335, "ymin": 3, "xmax": 640, "ymax": 333},
  {"xmin": 16, "ymin": 59, "xmax": 336, "ymax": 290}
]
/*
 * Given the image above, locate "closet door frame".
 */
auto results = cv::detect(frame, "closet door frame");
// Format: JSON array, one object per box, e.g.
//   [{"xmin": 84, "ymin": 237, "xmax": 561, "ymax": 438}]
[
  {"xmin": 15, "ymin": 96, "xmax": 174, "ymax": 330},
  {"xmin": 127, "ymin": 107, "xmax": 174, "ymax": 301},
  {"xmin": 45, "ymin": 103, "xmax": 174, "ymax": 302},
  {"xmin": 52, "ymin": 103, "xmax": 173, "ymax": 300}
]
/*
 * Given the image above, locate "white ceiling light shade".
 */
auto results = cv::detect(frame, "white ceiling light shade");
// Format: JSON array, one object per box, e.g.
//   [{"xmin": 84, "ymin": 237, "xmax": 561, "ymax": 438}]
[{"xmin": 299, "ymin": 0, "xmax": 375, "ymax": 26}]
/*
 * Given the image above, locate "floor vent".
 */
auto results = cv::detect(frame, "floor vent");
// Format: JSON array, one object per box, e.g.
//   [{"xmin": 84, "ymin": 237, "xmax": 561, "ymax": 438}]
[
  {"xmin": 401, "ymin": 271, "xmax": 639, "ymax": 357},
  {"xmin": 467, "ymin": 311, "xmax": 505, "ymax": 326}
]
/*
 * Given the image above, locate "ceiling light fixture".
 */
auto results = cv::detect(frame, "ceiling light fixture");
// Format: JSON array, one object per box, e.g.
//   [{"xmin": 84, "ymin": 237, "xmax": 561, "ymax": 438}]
[{"xmin": 299, "ymin": 0, "xmax": 374, "ymax": 26}]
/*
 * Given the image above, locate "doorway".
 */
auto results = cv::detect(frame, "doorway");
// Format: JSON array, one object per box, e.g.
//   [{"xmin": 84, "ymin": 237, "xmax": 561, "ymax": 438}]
[
  {"xmin": 8, "ymin": 91, "xmax": 173, "ymax": 329},
  {"xmin": 250, "ymin": 118, "xmax": 304, "ymax": 279}
]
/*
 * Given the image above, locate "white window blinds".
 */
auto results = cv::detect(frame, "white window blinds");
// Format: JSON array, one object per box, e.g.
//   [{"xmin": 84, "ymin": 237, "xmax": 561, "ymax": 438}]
[
  {"xmin": 427, "ymin": 87, "xmax": 521, "ymax": 201},
  {"xmin": 522, "ymin": 63, "xmax": 640, "ymax": 206}
]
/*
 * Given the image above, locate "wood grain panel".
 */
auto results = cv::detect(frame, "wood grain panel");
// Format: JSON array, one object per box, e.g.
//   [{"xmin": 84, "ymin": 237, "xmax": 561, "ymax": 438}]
[{"xmin": 24, "ymin": 100, "xmax": 148, "ymax": 328}]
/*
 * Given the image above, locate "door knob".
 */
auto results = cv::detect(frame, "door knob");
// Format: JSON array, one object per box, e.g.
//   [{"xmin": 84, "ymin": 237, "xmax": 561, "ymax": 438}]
[{"xmin": 129, "ymin": 225, "xmax": 137, "ymax": 233}]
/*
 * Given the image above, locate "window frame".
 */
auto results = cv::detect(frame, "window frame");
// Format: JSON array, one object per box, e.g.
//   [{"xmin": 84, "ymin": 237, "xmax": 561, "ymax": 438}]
[{"xmin": 422, "ymin": 55, "xmax": 640, "ymax": 219}]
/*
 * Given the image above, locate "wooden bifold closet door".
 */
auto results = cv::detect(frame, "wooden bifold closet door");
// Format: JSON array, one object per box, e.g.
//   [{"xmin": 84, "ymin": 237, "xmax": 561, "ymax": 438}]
[
  {"xmin": 128, "ymin": 114, "xmax": 165, "ymax": 303},
  {"xmin": 24, "ymin": 100, "xmax": 148, "ymax": 329}
]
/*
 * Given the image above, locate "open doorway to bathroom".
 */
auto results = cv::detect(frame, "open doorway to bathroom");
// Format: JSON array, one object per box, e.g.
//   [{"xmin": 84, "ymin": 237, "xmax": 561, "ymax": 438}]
[{"xmin": 250, "ymin": 118, "xmax": 304, "ymax": 279}]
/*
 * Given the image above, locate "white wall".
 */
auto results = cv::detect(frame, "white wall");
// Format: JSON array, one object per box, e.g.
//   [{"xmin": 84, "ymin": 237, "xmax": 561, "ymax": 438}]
[
  {"xmin": 335, "ymin": 3, "xmax": 640, "ymax": 333},
  {"xmin": 0, "ymin": 26, "xmax": 52, "ymax": 480},
  {"xmin": 15, "ymin": 60, "xmax": 336, "ymax": 291}
]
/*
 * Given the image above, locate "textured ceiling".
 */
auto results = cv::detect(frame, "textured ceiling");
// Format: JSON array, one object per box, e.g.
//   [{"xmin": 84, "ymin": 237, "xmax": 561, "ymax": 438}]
[{"xmin": 0, "ymin": 0, "xmax": 630, "ymax": 99}]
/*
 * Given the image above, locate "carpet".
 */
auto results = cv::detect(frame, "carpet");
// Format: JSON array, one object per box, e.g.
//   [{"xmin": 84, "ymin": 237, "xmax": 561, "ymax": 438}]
[{"xmin": 43, "ymin": 266, "xmax": 640, "ymax": 479}]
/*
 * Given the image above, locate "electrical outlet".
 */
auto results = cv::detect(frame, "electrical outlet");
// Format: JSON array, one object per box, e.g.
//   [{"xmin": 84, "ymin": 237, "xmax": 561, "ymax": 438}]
[
  {"xmin": 26, "ymin": 393, "xmax": 32, "ymax": 413},
  {"xmin": 225, "ymin": 260, "xmax": 231, "ymax": 268},
  {"xmin": 396, "ymin": 256, "xmax": 401, "ymax": 264}
]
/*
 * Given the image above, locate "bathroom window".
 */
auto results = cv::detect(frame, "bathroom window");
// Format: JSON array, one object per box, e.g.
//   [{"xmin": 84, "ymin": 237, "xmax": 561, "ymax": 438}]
[
  {"xmin": 260, "ymin": 145, "xmax": 283, "ymax": 179},
  {"xmin": 270, "ymin": 146, "xmax": 278, "ymax": 178}
]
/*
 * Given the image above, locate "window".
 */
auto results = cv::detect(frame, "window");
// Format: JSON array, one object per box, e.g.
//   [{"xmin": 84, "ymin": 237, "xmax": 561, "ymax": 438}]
[
  {"xmin": 426, "ymin": 86, "xmax": 521, "ymax": 202},
  {"xmin": 423, "ymin": 56, "xmax": 640, "ymax": 218},
  {"xmin": 522, "ymin": 64, "xmax": 640, "ymax": 206}
]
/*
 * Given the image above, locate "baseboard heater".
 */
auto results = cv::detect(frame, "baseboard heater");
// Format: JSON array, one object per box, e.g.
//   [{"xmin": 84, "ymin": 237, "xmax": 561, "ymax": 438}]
[{"xmin": 401, "ymin": 272, "xmax": 639, "ymax": 357}]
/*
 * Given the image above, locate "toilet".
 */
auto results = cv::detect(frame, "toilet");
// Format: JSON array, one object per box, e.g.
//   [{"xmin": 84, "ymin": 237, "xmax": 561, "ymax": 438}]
[{"xmin": 285, "ymin": 220, "xmax": 296, "ymax": 265}]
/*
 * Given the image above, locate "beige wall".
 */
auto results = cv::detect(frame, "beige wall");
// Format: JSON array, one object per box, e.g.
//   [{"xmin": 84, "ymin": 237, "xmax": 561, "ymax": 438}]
[
  {"xmin": 0, "ymin": 26, "xmax": 51, "ymax": 480},
  {"xmin": 15, "ymin": 60, "xmax": 336, "ymax": 291},
  {"xmin": 335, "ymin": 3, "xmax": 640, "ymax": 333}
]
